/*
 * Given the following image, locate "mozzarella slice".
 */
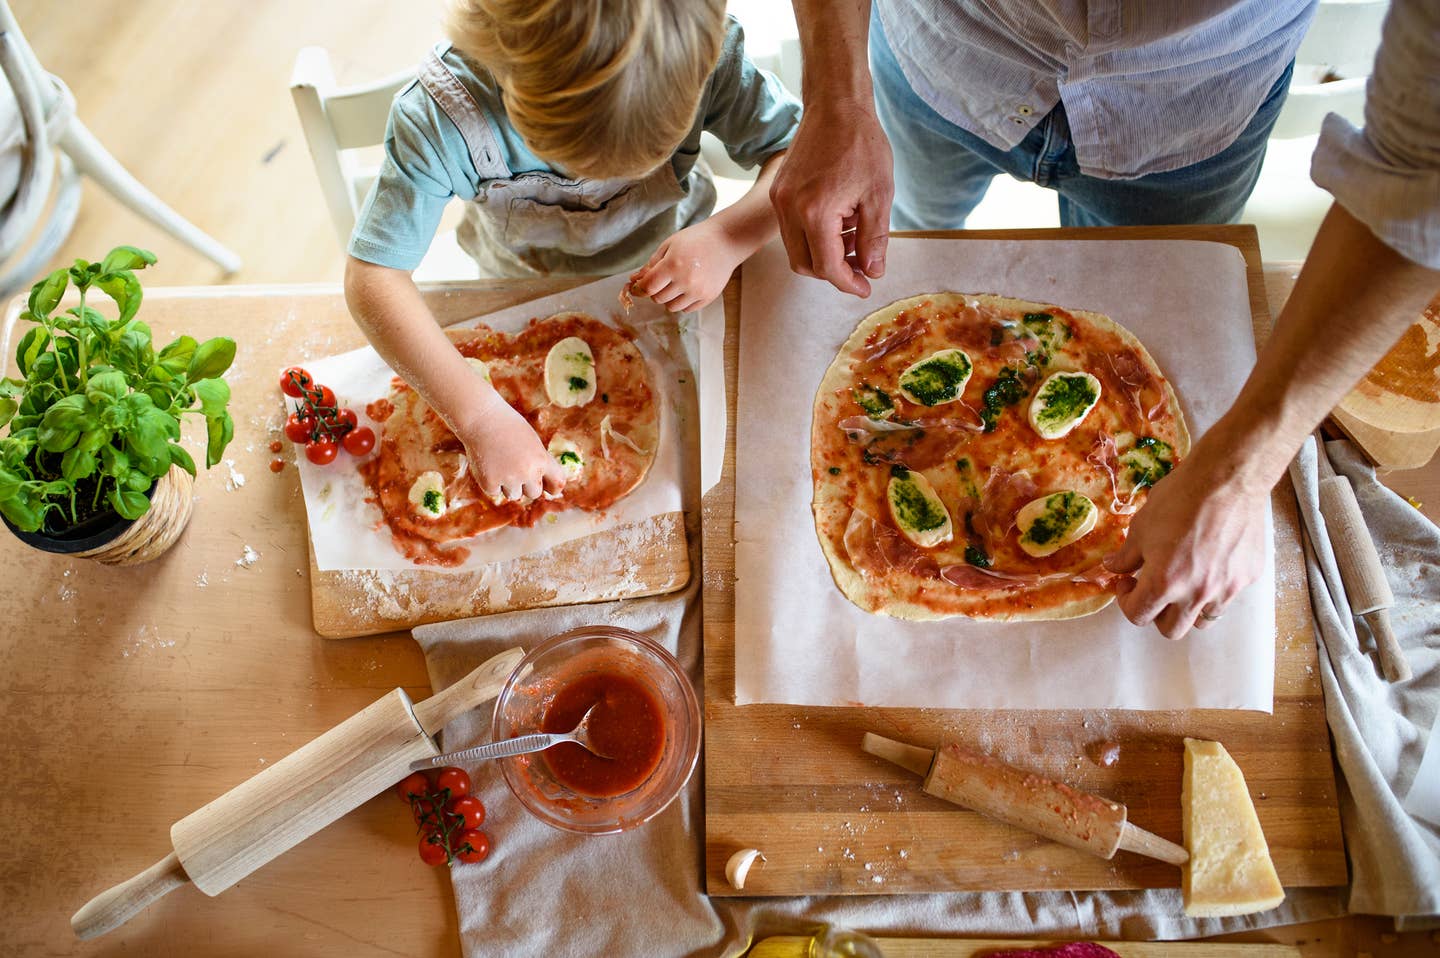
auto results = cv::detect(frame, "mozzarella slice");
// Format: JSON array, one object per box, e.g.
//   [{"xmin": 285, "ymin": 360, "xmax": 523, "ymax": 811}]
[
  {"xmin": 1029, "ymin": 371, "xmax": 1101, "ymax": 439},
  {"xmin": 408, "ymin": 470, "xmax": 447, "ymax": 519},
  {"xmin": 1117, "ymin": 434, "xmax": 1176, "ymax": 497},
  {"xmin": 547, "ymin": 436, "xmax": 585, "ymax": 482},
  {"xmin": 852, "ymin": 383, "xmax": 895, "ymax": 420},
  {"xmin": 465, "ymin": 357, "xmax": 493, "ymax": 383},
  {"xmin": 886, "ymin": 467, "xmax": 953, "ymax": 548},
  {"xmin": 897, "ymin": 349, "xmax": 973, "ymax": 407},
  {"xmin": 544, "ymin": 337, "xmax": 596, "ymax": 407},
  {"xmin": 1016, "ymin": 491, "xmax": 1097, "ymax": 557}
]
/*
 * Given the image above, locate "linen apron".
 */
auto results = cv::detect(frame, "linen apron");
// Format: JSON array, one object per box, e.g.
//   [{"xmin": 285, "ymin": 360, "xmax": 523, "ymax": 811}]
[{"xmin": 418, "ymin": 52, "xmax": 716, "ymax": 278}]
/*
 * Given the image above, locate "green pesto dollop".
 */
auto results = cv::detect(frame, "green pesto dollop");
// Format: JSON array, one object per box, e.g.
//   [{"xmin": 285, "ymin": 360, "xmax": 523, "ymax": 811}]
[
  {"xmin": 1020, "ymin": 311, "xmax": 1072, "ymax": 367},
  {"xmin": 899, "ymin": 349, "xmax": 972, "ymax": 406},
  {"xmin": 422, "ymin": 488, "xmax": 442, "ymax": 514},
  {"xmin": 828, "ymin": 466, "xmax": 842, "ymax": 476},
  {"xmin": 853, "ymin": 383, "xmax": 895, "ymax": 419},
  {"xmin": 981, "ymin": 367, "xmax": 1028, "ymax": 431},
  {"xmin": 557, "ymin": 450, "xmax": 581, "ymax": 466},
  {"xmin": 1034, "ymin": 373, "xmax": 1098, "ymax": 432},
  {"xmin": 964, "ymin": 544, "xmax": 991, "ymax": 568},
  {"xmin": 568, "ymin": 375, "xmax": 589, "ymax": 393},
  {"xmin": 1119, "ymin": 436, "xmax": 1176, "ymax": 490},
  {"xmin": 1020, "ymin": 492, "xmax": 1091, "ymax": 548}
]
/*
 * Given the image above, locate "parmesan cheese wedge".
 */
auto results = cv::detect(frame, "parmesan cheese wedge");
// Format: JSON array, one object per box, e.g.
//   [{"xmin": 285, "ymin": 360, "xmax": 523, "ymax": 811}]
[
  {"xmin": 1015, "ymin": 491, "xmax": 1097, "ymax": 557},
  {"xmin": 408, "ymin": 470, "xmax": 447, "ymax": 519},
  {"xmin": 1028, "ymin": 371, "xmax": 1101, "ymax": 439},
  {"xmin": 465, "ymin": 357, "xmax": 493, "ymax": 383},
  {"xmin": 886, "ymin": 467, "xmax": 952, "ymax": 548},
  {"xmin": 544, "ymin": 337, "xmax": 596, "ymax": 407},
  {"xmin": 1182, "ymin": 738, "xmax": 1285, "ymax": 918},
  {"xmin": 547, "ymin": 436, "xmax": 585, "ymax": 482},
  {"xmin": 897, "ymin": 349, "xmax": 973, "ymax": 407}
]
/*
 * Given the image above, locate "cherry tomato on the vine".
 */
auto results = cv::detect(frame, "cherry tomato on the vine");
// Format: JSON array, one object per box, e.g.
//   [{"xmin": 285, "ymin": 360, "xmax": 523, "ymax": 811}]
[
  {"xmin": 305, "ymin": 437, "xmax": 338, "ymax": 466},
  {"xmin": 418, "ymin": 832, "xmax": 449, "ymax": 867},
  {"xmin": 329, "ymin": 408, "xmax": 358, "ymax": 432},
  {"xmin": 456, "ymin": 830, "xmax": 490, "ymax": 864},
  {"xmin": 342, "ymin": 427, "xmax": 376, "ymax": 457},
  {"xmin": 446, "ymin": 795, "xmax": 485, "ymax": 830},
  {"xmin": 284, "ymin": 412, "xmax": 314, "ymax": 444},
  {"xmin": 394, "ymin": 771, "xmax": 429, "ymax": 803},
  {"xmin": 280, "ymin": 367, "xmax": 312, "ymax": 398},
  {"xmin": 410, "ymin": 797, "xmax": 436, "ymax": 825},
  {"xmin": 436, "ymin": 767, "xmax": 471, "ymax": 799},
  {"xmin": 316, "ymin": 385, "xmax": 337, "ymax": 410}
]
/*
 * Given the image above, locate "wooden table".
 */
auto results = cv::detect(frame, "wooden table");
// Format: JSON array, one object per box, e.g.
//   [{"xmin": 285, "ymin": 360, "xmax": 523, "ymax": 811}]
[{"xmin": 0, "ymin": 279, "xmax": 1435, "ymax": 957}]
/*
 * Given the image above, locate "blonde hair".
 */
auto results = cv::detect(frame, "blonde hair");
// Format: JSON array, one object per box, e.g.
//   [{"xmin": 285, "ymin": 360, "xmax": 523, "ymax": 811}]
[{"xmin": 446, "ymin": 0, "xmax": 726, "ymax": 180}]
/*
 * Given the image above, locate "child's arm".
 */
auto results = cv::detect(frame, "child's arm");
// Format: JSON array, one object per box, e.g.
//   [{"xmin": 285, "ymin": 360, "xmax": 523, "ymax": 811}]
[
  {"xmin": 629, "ymin": 151, "xmax": 788, "ymax": 313},
  {"xmin": 344, "ymin": 257, "xmax": 564, "ymax": 501}
]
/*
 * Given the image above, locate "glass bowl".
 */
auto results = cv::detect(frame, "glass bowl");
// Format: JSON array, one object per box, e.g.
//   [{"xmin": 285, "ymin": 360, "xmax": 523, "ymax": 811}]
[{"xmin": 492, "ymin": 626, "xmax": 701, "ymax": 834}]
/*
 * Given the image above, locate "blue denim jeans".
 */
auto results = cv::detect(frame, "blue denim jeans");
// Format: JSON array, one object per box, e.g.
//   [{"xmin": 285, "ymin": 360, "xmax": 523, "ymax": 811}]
[{"xmin": 871, "ymin": 11, "xmax": 1294, "ymax": 229}]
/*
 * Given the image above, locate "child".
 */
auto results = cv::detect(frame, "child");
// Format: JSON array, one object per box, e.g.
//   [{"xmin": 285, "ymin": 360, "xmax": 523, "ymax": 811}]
[{"xmin": 345, "ymin": 0, "xmax": 800, "ymax": 501}]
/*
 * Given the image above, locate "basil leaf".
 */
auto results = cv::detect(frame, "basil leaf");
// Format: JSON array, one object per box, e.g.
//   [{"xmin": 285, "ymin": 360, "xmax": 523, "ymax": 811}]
[
  {"xmin": 167, "ymin": 442, "xmax": 196, "ymax": 477},
  {"xmin": 0, "ymin": 397, "xmax": 15, "ymax": 430},
  {"xmin": 16, "ymin": 327, "xmax": 49, "ymax": 377},
  {"xmin": 100, "ymin": 445, "xmax": 129, "ymax": 474},
  {"xmin": 0, "ymin": 493, "xmax": 44, "ymax": 532},
  {"xmin": 205, "ymin": 411, "xmax": 235, "ymax": 468},
  {"xmin": 191, "ymin": 377, "xmax": 230, "ymax": 417},
  {"xmin": 38, "ymin": 395, "xmax": 90, "ymax": 452},
  {"xmin": 157, "ymin": 335, "xmax": 198, "ymax": 375},
  {"xmin": 95, "ymin": 271, "xmax": 145, "ymax": 325},
  {"xmin": 85, "ymin": 370, "xmax": 128, "ymax": 405},
  {"xmin": 99, "ymin": 246, "xmax": 156, "ymax": 275},
  {"xmin": 0, "ymin": 466, "xmax": 23, "ymax": 500},
  {"xmin": 126, "ymin": 469, "xmax": 155, "ymax": 490},
  {"xmin": 187, "ymin": 337, "xmax": 236, "ymax": 383},
  {"xmin": 61, "ymin": 447, "xmax": 97, "ymax": 481},
  {"xmin": 108, "ymin": 486, "xmax": 151, "ymax": 520},
  {"xmin": 27, "ymin": 269, "xmax": 67, "ymax": 318}
]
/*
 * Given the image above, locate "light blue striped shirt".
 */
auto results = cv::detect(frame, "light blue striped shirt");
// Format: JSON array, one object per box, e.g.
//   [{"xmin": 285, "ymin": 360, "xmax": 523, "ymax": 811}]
[{"xmin": 875, "ymin": 0, "xmax": 1315, "ymax": 179}]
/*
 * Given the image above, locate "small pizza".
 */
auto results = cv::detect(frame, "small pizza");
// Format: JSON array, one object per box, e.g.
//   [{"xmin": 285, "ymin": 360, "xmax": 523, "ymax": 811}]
[
  {"xmin": 811, "ymin": 293, "xmax": 1189, "ymax": 621},
  {"xmin": 360, "ymin": 312, "xmax": 658, "ymax": 567}
]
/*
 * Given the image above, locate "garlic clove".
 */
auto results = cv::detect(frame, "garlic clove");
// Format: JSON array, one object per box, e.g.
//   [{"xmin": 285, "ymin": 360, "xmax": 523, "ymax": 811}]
[{"xmin": 725, "ymin": 848, "xmax": 766, "ymax": 890}]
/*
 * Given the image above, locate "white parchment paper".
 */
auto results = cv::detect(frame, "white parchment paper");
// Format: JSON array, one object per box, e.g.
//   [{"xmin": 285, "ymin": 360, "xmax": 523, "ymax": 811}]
[
  {"xmin": 734, "ymin": 237, "xmax": 1276, "ymax": 710},
  {"xmin": 292, "ymin": 274, "xmax": 685, "ymax": 572}
]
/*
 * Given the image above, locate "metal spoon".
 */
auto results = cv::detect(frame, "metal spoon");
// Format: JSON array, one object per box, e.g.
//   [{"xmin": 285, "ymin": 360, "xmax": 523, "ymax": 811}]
[{"xmin": 410, "ymin": 703, "xmax": 610, "ymax": 770}]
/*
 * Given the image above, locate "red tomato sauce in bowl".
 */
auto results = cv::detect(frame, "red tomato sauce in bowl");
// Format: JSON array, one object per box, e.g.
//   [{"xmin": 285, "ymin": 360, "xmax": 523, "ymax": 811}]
[{"xmin": 540, "ymin": 672, "xmax": 665, "ymax": 798}]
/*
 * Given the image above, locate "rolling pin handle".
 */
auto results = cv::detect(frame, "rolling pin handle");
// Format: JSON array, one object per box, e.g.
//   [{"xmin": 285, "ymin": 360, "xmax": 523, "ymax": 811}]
[
  {"xmin": 1117, "ymin": 822, "xmax": 1189, "ymax": 866},
  {"xmin": 861, "ymin": 732, "xmax": 936, "ymax": 777},
  {"xmin": 411, "ymin": 647, "xmax": 525, "ymax": 738},
  {"xmin": 71, "ymin": 851, "xmax": 189, "ymax": 940},
  {"xmin": 1365, "ymin": 609, "xmax": 1413, "ymax": 683}
]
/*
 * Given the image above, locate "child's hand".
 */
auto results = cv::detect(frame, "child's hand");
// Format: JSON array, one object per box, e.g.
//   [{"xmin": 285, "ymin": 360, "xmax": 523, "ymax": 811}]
[
  {"xmin": 458, "ymin": 391, "xmax": 565, "ymax": 502},
  {"xmin": 629, "ymin": 220, "xmax": 742, "ymax": 314}
]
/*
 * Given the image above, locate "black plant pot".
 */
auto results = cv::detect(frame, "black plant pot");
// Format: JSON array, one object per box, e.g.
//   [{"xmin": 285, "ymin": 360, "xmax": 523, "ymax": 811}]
[{"xmin": 3, "ymin": 504, "xmax": 138, "ymax": 555}]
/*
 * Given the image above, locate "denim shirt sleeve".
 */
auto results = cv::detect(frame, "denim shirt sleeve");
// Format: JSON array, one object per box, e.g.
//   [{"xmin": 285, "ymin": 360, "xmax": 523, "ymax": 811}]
[
  {"xmin": 700, "ymin": 17, "xmax": 803, "ymax": 170},
  {"xmin": 1311, "ymin": 0, "xmax": 1440, "ymax": 269},
  {"xmin": 347, "ymin": 82, "xmax": 463, "ymax": 271}
]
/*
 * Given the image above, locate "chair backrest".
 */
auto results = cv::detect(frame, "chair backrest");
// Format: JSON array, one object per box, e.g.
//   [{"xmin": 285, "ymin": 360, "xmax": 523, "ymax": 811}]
[
  {"xmin": 290, "ymin": 46, "xmax": 413, "ymax": 249},
  {"xmin": 1270, "ymin": 0, "xmax": 1388, "ymax": 140}
]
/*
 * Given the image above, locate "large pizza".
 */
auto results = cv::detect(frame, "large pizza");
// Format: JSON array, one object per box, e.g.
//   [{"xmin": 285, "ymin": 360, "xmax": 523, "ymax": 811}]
[
  {"xmin": 361, "ymin": 312, "xmax": 658, "ymax": 567},
  {"xmin": 811, "ymin": 293, "xmax": 1189, "ymax": 621}
]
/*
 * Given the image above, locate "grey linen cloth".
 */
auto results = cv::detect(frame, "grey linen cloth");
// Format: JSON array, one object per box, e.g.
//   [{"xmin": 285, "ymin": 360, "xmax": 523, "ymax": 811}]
[{"xmin": 1288, "ymin": 437, "xmax": 1440, "ymax": 919}]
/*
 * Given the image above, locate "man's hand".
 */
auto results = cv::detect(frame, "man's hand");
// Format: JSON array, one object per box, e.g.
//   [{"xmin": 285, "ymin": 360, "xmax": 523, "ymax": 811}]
[
  {"xmin": 456, "ymin": 389, "xmax": 565, "ymax": 502},
  {"xmin": 1105, "ymin": 436, "xmax": 1268, "ymax": 640},
  {"xmin": 629, "ymin": 219, "xmax": 743, "ymax": 314},
  {"xmin": 769, "ymin": 97, "xmax": 894, "ymax": 297}
]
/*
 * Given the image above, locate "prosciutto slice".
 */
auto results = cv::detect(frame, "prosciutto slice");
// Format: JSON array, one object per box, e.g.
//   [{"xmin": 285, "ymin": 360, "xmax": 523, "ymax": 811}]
[
  {"xmin": 1105, "ymin": 350, "xmax": 1167, "ymax": 424},
  {"xmin": 842, "ymin": 510, "xmax": 940, "ymax": 580},
  {"xmin": 1086, "ymin": 429, "xmax": 1141, "ymax": 515},
  {"xmin": 856, "ymin": 314, "xmax": 927, "ymax": 365},
  {"xmin": 972, "ymin": 465, "xmax": 1039, "ymax": 541},
  {"xmin": 939, "ymin": 560, "xmax": 1121, "ymax": 591}
]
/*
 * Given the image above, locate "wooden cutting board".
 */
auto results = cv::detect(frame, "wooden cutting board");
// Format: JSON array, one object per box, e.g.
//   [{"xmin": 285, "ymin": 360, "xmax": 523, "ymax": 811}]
[
  {"xmin": 749, "ymin": 938, "xmax": 1302, "ymax": 958},
  {"xmin": 703, "ymin": 226, "xmax": 1345, "ymax": 896}
]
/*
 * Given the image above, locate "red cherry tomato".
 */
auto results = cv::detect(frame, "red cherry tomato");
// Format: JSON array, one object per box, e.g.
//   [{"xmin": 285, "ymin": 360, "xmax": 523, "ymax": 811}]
[
  {"xmin": 410, "ymin": 797, "xmax": 436, "ymax": 825},
  {"xmin": 436, "ymin": 767, "xmax": 471, "ymax": 799},
  {"xmin": 456, "ymin": 830, "xmax": 490, "ymax": 864},
  {"xmin": 342, "ymin": 426, "xmax": 375, "ymax": 457},
  {"xmin": 446, "ymin": 795, "xmax": 485, "ymax": 830},
  {"xmin": 283, "ymin": 412, "xmax": 313, "ymax": 444},
  {"xmin": 329, "ymin": 408, "xmax": 358, "ymax": 432},
  {"xmin": 418, "ymin": 832, "xmax": 449, "ymax": 867},
  {"xmin": 305, "ymin": 437, "xmax": 338, "ymax": 466},
  {"xmin": 317, "ymin": 385, "xmax": 337, "ymax": 410},
  {"xmin": 394, "ymin": 771, "xmax": 429, "ymax": 803},
  {"xmin": 280, "ymin": 366, "xmax": 312, "ymax": 398}
]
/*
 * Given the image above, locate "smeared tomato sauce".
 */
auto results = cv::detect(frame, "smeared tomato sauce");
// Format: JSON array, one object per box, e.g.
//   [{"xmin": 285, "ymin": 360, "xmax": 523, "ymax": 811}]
[{"xmin": 540, "ymin": 671, "xmax": 665, "ymax": 798}]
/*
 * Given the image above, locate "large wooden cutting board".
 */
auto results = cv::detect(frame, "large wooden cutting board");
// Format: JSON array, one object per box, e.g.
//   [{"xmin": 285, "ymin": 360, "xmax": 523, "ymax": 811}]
[{"xmin": 703, "ymin": 226, "xmax": 1346, "ymax": 896}]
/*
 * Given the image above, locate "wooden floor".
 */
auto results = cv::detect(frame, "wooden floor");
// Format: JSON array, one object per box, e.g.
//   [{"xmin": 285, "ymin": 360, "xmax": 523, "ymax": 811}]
[{"xmin": 11, "ymin": 0, "xmax": 445, "ymax": 286}]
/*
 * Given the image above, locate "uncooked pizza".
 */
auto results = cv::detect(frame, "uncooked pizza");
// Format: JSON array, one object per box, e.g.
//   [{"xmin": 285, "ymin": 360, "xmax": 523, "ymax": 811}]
[
  {"xmin": 811, "ymin": 293, "xmax": 1189, "ymax": 621},
  {"xmin": 361, "ymin": 312, "xmax": 658, "ymax": 567}
]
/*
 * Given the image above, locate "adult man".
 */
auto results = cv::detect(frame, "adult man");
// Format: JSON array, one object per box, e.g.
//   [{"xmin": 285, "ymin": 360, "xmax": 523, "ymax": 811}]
[{"xmin": 771, "ymin": 0, "xmax": 1439, "ymax": 640}]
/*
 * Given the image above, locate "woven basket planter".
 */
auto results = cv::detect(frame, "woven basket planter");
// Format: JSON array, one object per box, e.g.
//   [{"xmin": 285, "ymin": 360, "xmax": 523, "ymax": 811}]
[{"xmin": 5, "ymin": 465, "xmax": 195, "ymax": 566}]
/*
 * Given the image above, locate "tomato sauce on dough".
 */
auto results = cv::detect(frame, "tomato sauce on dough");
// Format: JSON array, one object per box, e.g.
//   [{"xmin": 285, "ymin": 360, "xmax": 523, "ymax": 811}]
[{"xmin": 540, "ymin": 671, "xmax": 666, "ymax": 798}]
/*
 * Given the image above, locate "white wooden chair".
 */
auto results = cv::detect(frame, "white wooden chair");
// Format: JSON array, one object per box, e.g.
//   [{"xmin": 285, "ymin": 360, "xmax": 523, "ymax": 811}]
[
  {"xmin": 290, "ymin": 46, "xmax": 475, "ymax": 281},
  {"xmin": 0, "ymin": 0, "xmax": 240, "ymax": 302},
  {"xmin": 1243, "ymin": 0, "xmax": 1389, "ymax": 261}
]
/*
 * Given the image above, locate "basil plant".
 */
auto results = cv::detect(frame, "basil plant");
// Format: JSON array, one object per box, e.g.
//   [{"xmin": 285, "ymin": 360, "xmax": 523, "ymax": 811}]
[{"xmin": 0, "ymin": 247, "xmax": 236, "ymax": 533}]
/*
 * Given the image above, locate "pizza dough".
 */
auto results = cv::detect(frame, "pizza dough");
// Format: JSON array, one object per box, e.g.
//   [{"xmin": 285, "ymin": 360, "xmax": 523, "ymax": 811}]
[
  {"xmin": 360, "ymin": 312, "xmax": 658, "ymax": 567},
  {"xmin": 811, "ymin": 293, "xmax": 1189, "ymax": 621}
]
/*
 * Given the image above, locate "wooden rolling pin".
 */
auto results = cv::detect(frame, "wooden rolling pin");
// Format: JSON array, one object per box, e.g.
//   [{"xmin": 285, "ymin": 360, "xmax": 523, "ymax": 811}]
[
  {"xmin": 862, "ymin": 733, "xmax": 1188, "ymax": 866},
  {"xmin": 71, "ymin": 646, "xmax": 524, "ymax": 940},
  {"xmin": 1316, "ymin": 438, "xmax": 1412, "ymax": 682}
]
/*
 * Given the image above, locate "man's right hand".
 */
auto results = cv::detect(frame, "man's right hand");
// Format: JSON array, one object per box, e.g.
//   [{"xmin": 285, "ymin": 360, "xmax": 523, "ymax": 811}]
[{"xmin": 769, "ymin": 96, "xmax": 894, "ymax": 297}]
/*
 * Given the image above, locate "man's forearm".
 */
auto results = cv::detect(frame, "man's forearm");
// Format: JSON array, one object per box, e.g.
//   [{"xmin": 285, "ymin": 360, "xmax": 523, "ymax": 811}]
[
  {"xmin": 791, "ymin": 0, "xmax": 874, "ymax": 104},
  {"xmin": 1209, "ymin": 203, "xmax": 1440, "ymax": 490}
]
